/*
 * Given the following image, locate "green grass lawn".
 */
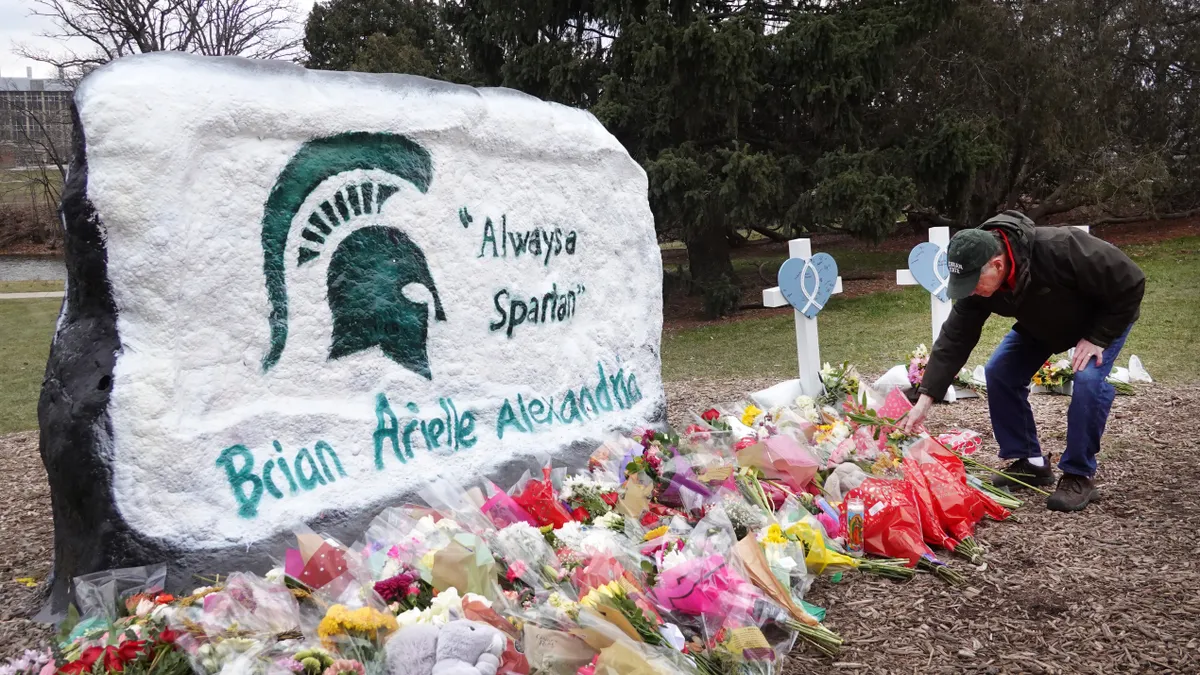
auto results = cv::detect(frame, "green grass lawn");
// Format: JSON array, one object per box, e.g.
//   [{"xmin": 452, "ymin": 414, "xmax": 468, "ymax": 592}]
[
  {"xmin": 0, "ymin": 280, "xmax": 64, "ymax": 293},
  {"xmin": 0, "ymin": 298, "xmax": 60, "ymax": 434},
  {"xmin": 664, "ymin": 237, "xmax": 1200, "ymax": 383},
  {"xmin": 0, "ymin": 169, "xmax": 62, "ymax": 206},
  {"xmin": 731, "ymin": 248, "xmax": 906, "ymax": 279}
]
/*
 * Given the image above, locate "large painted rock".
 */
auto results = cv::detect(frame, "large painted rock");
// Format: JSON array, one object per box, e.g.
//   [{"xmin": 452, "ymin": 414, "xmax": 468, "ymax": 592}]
[{"xmin": 39, "ymin": 53, "xmax": 664, "ymax": 611}]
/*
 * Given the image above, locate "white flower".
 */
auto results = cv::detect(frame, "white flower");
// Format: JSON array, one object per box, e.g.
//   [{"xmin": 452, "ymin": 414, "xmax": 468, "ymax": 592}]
[
  {"xmin": 134, "ymin": 599, "xmax": 155, "ymax": 617},
  {"xmin": 395, "ymin": 607, "xmax": 426, "ymax": 629},
  {"xmin": 495, "ymin": 522, "xmax": 552, "ymax": 567},
  {"xmin": 721, "ymin": 497, "xmax": 767, "ymax": 531},
  {"xmin": 593, "ymin": 512, "xmax": 624, "ymax": 532},
  {"xmin": 434, "ymin": 518, "xmax": 463, "ymax": 535},
  {"xmin": 553, "ymin": 522, "xmax": 585, "ymax": 550},
  {"xmin": 577, "ymin": 528, "xmax": 624, "ymax": 557},
  {"xmin": 428, "ymin": 586, "xmax": 463, "ymax": 624},
  {"xmin": 463, "ymin": 592, "xmax": 491, "ymax": 608},
  {"xmin": 379, "ymin": 558, "xmax": 401, "ymax": 580},
  {"xmin": 561, "ymin": 475, "xmax": 618, "ymax": 502},
  {"xmin": 413, "ymin": 515, "xmax": 442, "ymax": 540},
  {"xmin": 150, "ymin": 603, "xmax": 177, "ymax": 624},
  {"xmin": 793, "ymin": 395, "xmax": 820, "ymax": 422},
  {"xmin": 830, "ymin": 421, "xmax": 851, "ymax": 441},
  {"xmin": 659, "ymin": 550, "xmax": 688, "ymax": 572}
]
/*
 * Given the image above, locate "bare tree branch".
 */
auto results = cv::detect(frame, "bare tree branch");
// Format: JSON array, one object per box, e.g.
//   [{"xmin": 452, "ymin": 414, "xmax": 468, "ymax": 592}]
[{"xmin": 16, "ymin": 0, "xmax": 303, "ymax": 76}]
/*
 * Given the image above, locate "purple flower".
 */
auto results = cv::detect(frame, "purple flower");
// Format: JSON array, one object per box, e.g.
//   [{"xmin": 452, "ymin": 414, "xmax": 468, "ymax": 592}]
[
  {"xmin": 276, "ymin": 658, "xmax": 305, "ymax": 674},
  {"xmin": 372, "ymin": 569, "xmax": 410, "ymax": 600}
]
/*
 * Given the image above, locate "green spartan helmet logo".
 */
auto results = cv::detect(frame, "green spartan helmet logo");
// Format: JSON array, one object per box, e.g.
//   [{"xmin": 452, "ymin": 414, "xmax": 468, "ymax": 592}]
[{"xmin": 260, "ymin": 132, "xmax": 446, "ymax": 379}]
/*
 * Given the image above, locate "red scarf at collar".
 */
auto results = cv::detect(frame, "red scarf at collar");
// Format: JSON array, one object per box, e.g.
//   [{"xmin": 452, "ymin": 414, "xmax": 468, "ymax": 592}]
[{"xmin": 997, "ymin": 230, "xmax": 1018, "ymax": 291}]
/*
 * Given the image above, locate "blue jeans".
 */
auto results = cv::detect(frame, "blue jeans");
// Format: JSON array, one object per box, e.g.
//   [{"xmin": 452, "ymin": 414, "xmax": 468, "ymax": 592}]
[{"xmin": 983, "ymin": 326, "xmax": 1131, "ymax": 477}]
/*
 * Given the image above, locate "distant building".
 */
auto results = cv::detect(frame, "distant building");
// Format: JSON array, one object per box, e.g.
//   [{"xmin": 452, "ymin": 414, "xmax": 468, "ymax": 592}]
[{"xmin": 0, "ymin": 68, "xmax": 73, "ymax": 169}]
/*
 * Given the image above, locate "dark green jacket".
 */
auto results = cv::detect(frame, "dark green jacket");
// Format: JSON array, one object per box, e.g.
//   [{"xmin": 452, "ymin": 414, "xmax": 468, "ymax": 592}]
[{"xmin": 919, "ymin": 211, "xmax": 1145, "ymax": 400}]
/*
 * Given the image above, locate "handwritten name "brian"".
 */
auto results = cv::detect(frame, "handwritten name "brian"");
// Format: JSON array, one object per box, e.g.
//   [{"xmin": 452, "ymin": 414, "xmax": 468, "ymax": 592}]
[{"xmin": 477, "ymin": 215, "xmax": 577, "ymax": 266}]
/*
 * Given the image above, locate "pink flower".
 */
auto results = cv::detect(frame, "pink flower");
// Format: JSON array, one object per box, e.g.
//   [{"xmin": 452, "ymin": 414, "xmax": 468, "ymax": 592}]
[
  {"xmin": 827, "ymin": 443, "xmax": 849, "ymax": 468},
  {"xmin": 577, "ymin": 655, "xmax": 599, "ymax": 675},
  {"xmin": 907, "ymin": 357, "xmax": 927, "ymax": 388},
  {"xmin": 322, "ymin": 660, "xmax": 365, "ymax": 675},
  {"xmin": 817, "ymin": 512, "xmax": 842, "ymax": 538},
  {"xmin": 505, "ymin": 560, "xmax": 528, "ymax": 582}
]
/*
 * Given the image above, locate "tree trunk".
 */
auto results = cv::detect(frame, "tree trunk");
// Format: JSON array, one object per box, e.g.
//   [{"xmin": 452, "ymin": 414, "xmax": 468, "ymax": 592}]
[{"xmin": 685, "ymin": 223, "xmax": 736, "ymax": 293}]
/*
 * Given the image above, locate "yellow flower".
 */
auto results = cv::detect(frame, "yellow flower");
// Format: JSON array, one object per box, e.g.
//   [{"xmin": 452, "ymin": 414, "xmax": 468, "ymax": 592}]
[
  {"xmin": 579, "ymin": 580, "xmax": 623, "ymax": 610},
  {"xmin": 643, "ymin": 525, "xmax": 668, "ymax": 541},
  {"xmin": 318, "ymin": 605, "xmax": 398, "ymax": 647},
  {"xmin": 787, "ymin": 521, "xmax": 858, "ymax": 574},
  {"xmin": 763, "ymin": 524, "xmax": 788, "ymax": 545},
  {"xmin": 741, "ymin": 404, "xmax": 764, "ymax": 426}
]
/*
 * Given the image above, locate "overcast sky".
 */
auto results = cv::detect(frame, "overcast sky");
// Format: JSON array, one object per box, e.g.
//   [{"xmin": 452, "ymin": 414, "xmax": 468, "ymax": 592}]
[{"xmin": 0, "ymin": 0, "xmax": 318, "ymax": 79}]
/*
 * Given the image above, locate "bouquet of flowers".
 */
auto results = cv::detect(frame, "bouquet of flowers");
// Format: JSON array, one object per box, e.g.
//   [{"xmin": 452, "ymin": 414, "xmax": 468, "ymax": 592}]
[
  {"xmin": 905, "ymin": 344, "xmax": 929, "ymax": 389},
  {"xmin": 817, "ymin": 362, "xmax": 862, "ymax": 409},
  {"xmin": 1032, "ymin": 360, "xmax": 1072, "ymax": 391}
]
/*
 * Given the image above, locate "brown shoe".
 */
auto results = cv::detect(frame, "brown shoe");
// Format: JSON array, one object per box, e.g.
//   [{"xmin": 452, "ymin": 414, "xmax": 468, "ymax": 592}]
[
  {"xmin": 991, "ymin": 456, "xmax": 1055, "ymax": 490},
  {"xmin": 1046, "ymin": 473, "xmax": 1100, "ymax": 512}
]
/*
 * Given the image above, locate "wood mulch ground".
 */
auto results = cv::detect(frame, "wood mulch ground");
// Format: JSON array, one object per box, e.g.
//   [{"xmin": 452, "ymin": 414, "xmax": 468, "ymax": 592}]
[{"xmin": 1, "ymin": 383, "xmax": 1197, "ymax": 672}]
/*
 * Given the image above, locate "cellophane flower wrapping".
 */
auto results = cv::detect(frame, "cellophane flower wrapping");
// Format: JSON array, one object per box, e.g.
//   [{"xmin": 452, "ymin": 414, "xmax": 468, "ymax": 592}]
[
  {"xmin": 776, "ymin": 502, "xmax": 858, "ymax": 576},
  {"xmin": 935, "ymin": 429, "xmax": 983, "ymax": 456},
  {"xmin": 840, "ymin": 479, "xmax": 936, "ymax": 567},
  {"xmin": 479, "ymin": 480, "xmax": 540, "ymax": 529},
  {"xmin": 653, "ymin": 507, "xmax": 790, "ymax": 673},
  {"xmin": 754, "ymin": 511, "xmax": 815, "ymax": 602},
  {"xmin": 736, "ymin": 435, "xmax": 819, "ymax": 493},
  {"xmin": 572, "ymin": 608, "xmax": 698, "ymax": 675},
  {"xmin": 72, "ymin": 564, "xmax": 168, "ymax": 623},
  {"xmin": 186, "ymin": 572, "xmax": 306, "ymax": 675},
  {"xmin": 510, "ymin": 466, "xmax": 578, "ymax": 529},
  {"xmin": 315, "ymin": 604, "xmax": 397, "ymax": 675},
  {"xmin": 919, "ymin": 438, "xmax": 1011, "ymax": 522},
  {"xmin": 900, "ymin": 455, "xmax": 958, "ymax": 551},
  {"xmin": 492, "ymin": 520, "xmax": 568, "ymax": 597},
  {"xmin": 904, "ymin": 439, "xmax": 984, "ymax": 544}
]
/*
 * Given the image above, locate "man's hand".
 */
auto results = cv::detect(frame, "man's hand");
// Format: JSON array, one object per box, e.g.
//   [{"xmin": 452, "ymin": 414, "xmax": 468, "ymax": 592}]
[
  {"xmin": 1072, "ymin": 338, "xmax": 1104, "ymax": 372},
  {"xmin": 900, "ymin": 394, "xmax": 934, "ymax": 434}
]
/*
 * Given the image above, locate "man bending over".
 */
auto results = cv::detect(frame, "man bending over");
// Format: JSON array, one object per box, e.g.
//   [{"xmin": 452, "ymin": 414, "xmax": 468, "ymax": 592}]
[{"xmin": 901, "ymin": 211, "xmax": 1144, "ymax": 512}]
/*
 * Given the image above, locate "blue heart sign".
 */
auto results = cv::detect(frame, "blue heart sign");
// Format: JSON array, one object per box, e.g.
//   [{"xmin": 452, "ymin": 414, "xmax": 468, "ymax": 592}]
[
  {"xmin": 908, "ymin": 241, "xmax": 949, "ymax": 302},
  {"xmin": 777, "ymin": 252, "xmax": 838, "ymax": 318}
]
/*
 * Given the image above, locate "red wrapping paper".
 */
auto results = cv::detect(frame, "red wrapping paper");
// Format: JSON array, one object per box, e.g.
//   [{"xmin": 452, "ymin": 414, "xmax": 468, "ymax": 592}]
[
  {"xmin": 511, "ymin": 468, "xmax": 575, "ymax": 528},
  {"xmin": 936, "ymin": 429, "xmax": 982, "ymax": 456},
  {"xmin": 924, "ymin": 439, "xmax": 1012, "ymax": 522},
  {"xmin": 902, "ymin": 456, "xmax": 958, "ymax": 551},
  {"xmin": 841, "ymin": 478, "xmax": 935, "ymax": 567}
]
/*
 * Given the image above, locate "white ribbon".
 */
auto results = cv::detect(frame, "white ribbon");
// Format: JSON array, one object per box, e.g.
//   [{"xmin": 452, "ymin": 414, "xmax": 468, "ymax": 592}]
[
  {"xmin": 801, "ymin": 257, "xmax": 825, "ymax": 314},
  {"xmin": 933, "ymin": 247, "xmax": 949, "ymax": 298}
]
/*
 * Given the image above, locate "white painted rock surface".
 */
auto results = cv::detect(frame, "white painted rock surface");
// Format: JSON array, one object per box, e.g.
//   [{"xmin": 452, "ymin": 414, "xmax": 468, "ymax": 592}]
[{"xmin": 39, "ymin": 52, "xmax": 663, "ymax": 609}]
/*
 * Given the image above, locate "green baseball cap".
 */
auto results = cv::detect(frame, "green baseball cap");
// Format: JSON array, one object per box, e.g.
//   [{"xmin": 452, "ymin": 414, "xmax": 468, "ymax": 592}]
[{"xmin": 946, "ymin": 229, "xmax": 1001, "ymax": 300}]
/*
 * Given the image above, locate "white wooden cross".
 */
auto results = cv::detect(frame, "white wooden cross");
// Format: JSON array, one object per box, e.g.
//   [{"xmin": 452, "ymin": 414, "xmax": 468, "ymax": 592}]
[
  {"xmin": 763, "ymin": 238, "xmax": 843, "ymax": 397},
  {"xmin": 896, "ymin": 225, "xmax": 1090, "ymax": 401}
]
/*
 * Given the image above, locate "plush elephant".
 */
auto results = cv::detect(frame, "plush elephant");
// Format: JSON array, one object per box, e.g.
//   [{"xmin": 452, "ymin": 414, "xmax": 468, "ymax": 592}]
[{"xmin": 385, "ymin": 620, "xmax": 505, "ymax": 675}]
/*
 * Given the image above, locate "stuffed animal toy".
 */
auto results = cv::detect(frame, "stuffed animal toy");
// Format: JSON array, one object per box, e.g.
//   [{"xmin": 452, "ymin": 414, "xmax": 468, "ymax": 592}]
[{"xmin": 385, "ymin": 620, "xmax": 506, "ymax": 675}]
